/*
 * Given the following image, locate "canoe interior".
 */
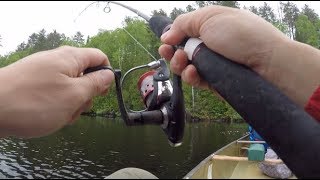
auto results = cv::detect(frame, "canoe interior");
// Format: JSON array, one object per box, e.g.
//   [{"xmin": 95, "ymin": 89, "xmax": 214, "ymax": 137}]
[{"xmin": 184, "ymin": 134, "xmax": 297, "ymax": 179}]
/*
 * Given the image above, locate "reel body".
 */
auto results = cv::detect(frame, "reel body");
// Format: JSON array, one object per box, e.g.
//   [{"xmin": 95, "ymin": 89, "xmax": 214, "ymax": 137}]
[{"xmin": 85, "ymin": 59, "xmax": 186, "ymax": 147}]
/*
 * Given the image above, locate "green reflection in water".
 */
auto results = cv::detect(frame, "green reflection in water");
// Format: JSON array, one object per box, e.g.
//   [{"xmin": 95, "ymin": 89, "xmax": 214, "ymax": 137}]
[{"xmin": 0, "ymin": 116, "xmax": 247, "ymax": 179}]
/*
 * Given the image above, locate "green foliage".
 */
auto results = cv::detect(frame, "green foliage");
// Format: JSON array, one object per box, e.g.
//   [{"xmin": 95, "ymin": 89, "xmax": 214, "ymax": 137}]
[
  {"xmin": 72, "ymin": 31, "xmax": 85, "ymax": 47},
  {"xmin": 151, "ymin": 9, "xmax": 167, "ymax": 17},
  {"xmin": 185, "ymin": 87, "xmax": 240, "ymax": 120},
  {"xmin": 0, "ymin": 48, "xmax": 31, "ymax": 67},
  {"xmin": 249, "ymin": 6, "xmax": 259, "ymax": 15},
  {"xmin": 301, "ymin": 4, "xmax": 319, "ymax": 25},
  {"xmin": 170, "ymin": 7, "xmax": 185, "ymax": 20},
  {"xmin": 273, "ymin": 21, "xmax": 290, "ymax": 35},
  {"xmin": 46, "ymin": 30, "xmax": 66, "ymax": 49},
  {"xmin": 295, "ymin": 15, "xmax": 319, "ymax": 48},
  {"xmin": 0, "ymin": 29, "xmax": 72, "ymax": 68},
  {"xmin": 258, "ymin": 2, "xmax": 276, "ymax": 23},
  {"xmin": 186, "ymin": 5, "xmax": 196, "ymax": 13},
  {"xmin": 61, "ymin": 37, "xmax": 79, "ymax": 47},
  {"xmin": 23, "ymin": 29, "xmax": 67, "ymax": 54},
  {"xmin": 315, "ymin": 19, "xmax": 320, "ymax": 38},
  {"xmin": 196, "ymin": 1, "xmax": 240, "ymax": 8},
  {"xmin": 83, "ymin": 17, "xmax": 241, "ymax": 120},
  {"xmin": 85, "ymin": 19, "xmax": 162, "ymax": 113},
  {"xmin": 2, "ymin": 1, "xmax": 320, "ymax": 121},
  {"xmin": 280, "ymin": 1, "xmax": 300, "ymax": 39},
  {"xmin": 217, "ymin": 1, "xmax": 240, "ymax": 8}
]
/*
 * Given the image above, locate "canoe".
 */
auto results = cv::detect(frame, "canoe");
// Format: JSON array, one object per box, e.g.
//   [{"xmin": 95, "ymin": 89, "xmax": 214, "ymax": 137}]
[{"xmin": 183, "ymin": 134, "xmax": 297, "ymax": 179}]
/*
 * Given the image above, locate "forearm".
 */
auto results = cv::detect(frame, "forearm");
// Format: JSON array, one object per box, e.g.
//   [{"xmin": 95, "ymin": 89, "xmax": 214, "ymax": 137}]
[
  {"xmin": 0, "ymin": 67, "xmax": 13, "ymax": 137},
  {"xmin": 266, "ymin": 39, "xmax": 320, "ymax": 108}
]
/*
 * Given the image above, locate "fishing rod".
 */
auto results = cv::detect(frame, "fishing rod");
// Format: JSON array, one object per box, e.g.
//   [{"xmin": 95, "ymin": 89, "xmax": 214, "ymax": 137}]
[
  {"xmin": 83, "ymin": 1, "xmax": 320, "ymax": 178},
  {"xmin": 82, "ymin": 2, "xmax": 185, "ymax": 148}
]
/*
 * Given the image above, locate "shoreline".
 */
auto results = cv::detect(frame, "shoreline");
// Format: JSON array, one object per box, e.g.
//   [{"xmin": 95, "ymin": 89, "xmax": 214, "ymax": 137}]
[{"xmin": 81, "ymin": 111, "xmax": 245, "ymax": 124}]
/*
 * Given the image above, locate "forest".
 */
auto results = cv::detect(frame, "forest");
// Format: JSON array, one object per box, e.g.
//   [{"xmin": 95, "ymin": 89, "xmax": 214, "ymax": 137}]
[{"xmin": 1, "ymin": 1, "xmax": 319, "ymax": 122}]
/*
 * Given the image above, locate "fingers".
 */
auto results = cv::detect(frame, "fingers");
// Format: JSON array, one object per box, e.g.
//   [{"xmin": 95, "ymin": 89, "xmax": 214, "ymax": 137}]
[
  {"xmin": 160, "ymin": 11, "xmax": 201, "ymax": 45},
  {"xmin": 75, "ymin": 69, "xmax": 114, "ymax": 104},
  {"xmin": 70, "ymin": 99, "xmax": 93, "ymax": 125},
  {"xmin": 74, "ymin": 48, "xmax": 110, "ymax": 74},
  {"xmin": 160, "ymin": 44, "xmax": 207, "ymax": 89},
  {"xmin": 159, "ymin": 46, "xmax": 189, "ymax": 76},
  {"xmin": 55, "ymin": 46, "xmax": 115, "ymax": 105},
  {"xmin": 169, "ymin": 49, "xmax": 189, "ymax": 76},
  {"xmin": 160, "ymin": 5, "xmax": 233, "ymax": 45},
  {"xmin": 57, "ymin": 46, "xmax": 110, "ymax": 75},
  {"xmin": 181, "ymin": 65, "xmax": 209, "ymax": 89},
  {"xmin": 161, "ymin": 46, "xmax": 208, "ymax": 89},
  {"xmin": 158, "ymin": 44, "xmax": 175, "ymax": 60}
]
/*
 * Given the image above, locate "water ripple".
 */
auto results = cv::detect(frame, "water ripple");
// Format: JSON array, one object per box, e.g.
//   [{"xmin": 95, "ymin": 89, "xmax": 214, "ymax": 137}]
[{"xmin": 0, "ymin": 117, "xmax": 247, "ymax": 179}]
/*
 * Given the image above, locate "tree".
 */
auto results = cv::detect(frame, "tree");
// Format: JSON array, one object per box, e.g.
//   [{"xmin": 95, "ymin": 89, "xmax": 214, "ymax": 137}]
[
  {"xmin": 280, "ymin": 1, "xmax": 300, "ymax": 40},
  {"xmin": 16, "ymin": 42, "xmax": 27, "ymax": 51},
  {"xmin": 295, "ymin": 14, "xmax": 319, "ymax": 48},
  {"xmin": 24, "ymin": 29, "xmax": 67, "ymax": 53},
  {"xmin": 249, "ymin": 6, "xmax": 259, "ymax": 15},
  {"xmin": 0, "ymin": 14, "xmax": 244, "ymax": 121},
  {"xmin": 124, "ymin": 16, "xmax": 136, "ymax": 25},
  {"xmin": 217, "ymin": 1, "xmax": 240, "ymax": 8},
  {"xmin": 151, "ymin": 9, "xmax": 167, "ymax": 17},
  {"xmin": 47, "ymin": 30, "xmax": 65, "ymax": 49},
  {"xmin": 258, "ymin": 2, "xmax": 276, "ymax": 23},
  {"xmin": 196, "ymin": 1, "xmax": 240, "ymax": 8},
  {"xmin": 27, "ymin": 33, "xmax": 39, "ymax": 48},
  {"xmin": 195, "ymin": 1, "xmax": 207, "ymax": 8},
  {"xmin": 315, "ymin": 19, "xmax": 320, "ymax": 38},
  {"xmin": 301, "ymin": 4, "xmax": 319, "ymax": 25},
  {"xmin": 86, "ymin": 35, "xmax": 90, "ymax": 44},
  {"xmin": 72, "ymin": 31, "xmax": 85, "ymax": 47},
  {"xmin": 31, "ymin": 29, "xmax": 48, "ymax": 52},
  {"xmin": 186, "ymin": 5, "xmax": 196, "ymax": 12},
  {"xmin": 273, "ymin": 21, "xmax": 290, "ymax": 36},
  {"xmin": 170, "ymin": 7, "xmax": 185, "ymax": 20}
]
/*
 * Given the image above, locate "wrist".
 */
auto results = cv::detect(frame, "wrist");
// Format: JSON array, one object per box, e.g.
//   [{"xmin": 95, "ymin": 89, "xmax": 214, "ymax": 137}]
[
  {"xmin": 266, "ymin": 38, "xmax": 320, "ymax": 107},
  {"xmin": 0, "ymin": 67, "xmax": 10, "ymax": 136}
]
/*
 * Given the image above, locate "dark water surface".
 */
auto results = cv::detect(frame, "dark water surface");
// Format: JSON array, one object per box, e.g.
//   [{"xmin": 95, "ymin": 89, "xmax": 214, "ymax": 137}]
[{"xmin": 0, "ymin": 116, "xmax": 247, "ymax": 179}]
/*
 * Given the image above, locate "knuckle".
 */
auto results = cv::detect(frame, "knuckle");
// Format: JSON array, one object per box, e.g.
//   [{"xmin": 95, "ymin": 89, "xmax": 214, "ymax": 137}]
[
  {"xmin": 89, "ymin": 48, "xmax": 109, "ymax": 64},
  {"xmin": 55, "ymin": 46, "xmax": 75, "ymax": 59},
  {"xmin": 58, "ymin": 45, "xmax": 75, "ymax": 52},
  {"xmin": 175, "ymin": 14, "xmax": 184, "ymax": 21}
]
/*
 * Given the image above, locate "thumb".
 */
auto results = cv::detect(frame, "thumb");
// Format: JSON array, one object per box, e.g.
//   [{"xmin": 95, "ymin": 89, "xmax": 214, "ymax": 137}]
[
  {"xmin": 75, "ymin": 69, "xmax": 114, "ymax": 103},
  {"xmin": 161, "ymin": 5, "xmax": 234, "ymax": 45}
]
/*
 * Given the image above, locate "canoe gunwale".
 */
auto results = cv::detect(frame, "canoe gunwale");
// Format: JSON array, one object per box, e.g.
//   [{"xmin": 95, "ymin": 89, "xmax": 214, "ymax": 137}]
[{"xmin": 183, "ymin": 133, "xmax": 249, "ymax": 179}]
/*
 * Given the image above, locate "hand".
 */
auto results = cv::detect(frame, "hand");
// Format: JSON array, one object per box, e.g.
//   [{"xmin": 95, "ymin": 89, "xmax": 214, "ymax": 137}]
[
  {"xmin": 0, "ymin": 46, "xmax": 114, "ymax": 138},
  {"xmin": 159, "ymin": 5, "xmax": 320, "ymax": 107}
]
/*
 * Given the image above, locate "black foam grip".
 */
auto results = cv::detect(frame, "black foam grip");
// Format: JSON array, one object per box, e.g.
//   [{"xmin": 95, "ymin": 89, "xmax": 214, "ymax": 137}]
[
  {"xmin": 192, "ymin": 43, "xmax": 320, "ymax": 178},
  {"xmin": 149, "ymin": 16, "xmax": 173, "ymax": 38}
]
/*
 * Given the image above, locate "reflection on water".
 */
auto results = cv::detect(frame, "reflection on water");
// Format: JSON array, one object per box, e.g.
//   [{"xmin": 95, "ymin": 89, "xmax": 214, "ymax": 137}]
[{"xmin": 0, "ymin": 116, "xmax": 247, "ymax": 179}]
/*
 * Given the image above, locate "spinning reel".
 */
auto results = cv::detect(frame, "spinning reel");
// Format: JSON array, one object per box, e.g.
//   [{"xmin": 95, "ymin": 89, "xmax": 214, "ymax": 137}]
[{"xmin": 84, "ymin": 59, "xmax": 186, "ymax": 147}]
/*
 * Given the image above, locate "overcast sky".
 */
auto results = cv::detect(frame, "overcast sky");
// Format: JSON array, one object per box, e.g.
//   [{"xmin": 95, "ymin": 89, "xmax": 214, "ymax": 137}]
[{"xmin": 1, "ymin": 1, "xmax": 320, "ymax": 56}]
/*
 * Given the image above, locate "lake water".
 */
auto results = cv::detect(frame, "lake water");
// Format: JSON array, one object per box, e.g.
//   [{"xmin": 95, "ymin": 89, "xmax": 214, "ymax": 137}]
[{"xmin": 0, "ymin": 116, "xmax": 247, "ymax": 179}]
